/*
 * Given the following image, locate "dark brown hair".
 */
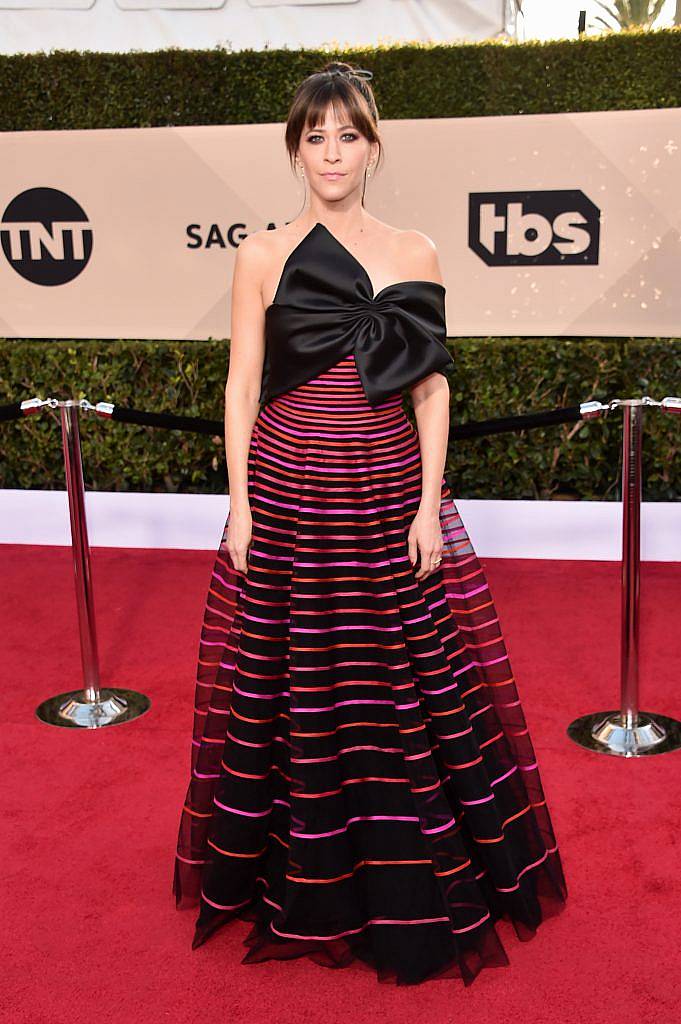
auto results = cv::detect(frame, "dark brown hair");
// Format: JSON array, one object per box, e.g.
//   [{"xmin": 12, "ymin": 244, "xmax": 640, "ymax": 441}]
[{"xmin": 284, "ymin": 60, "xmax": 383, "ymax": 190}]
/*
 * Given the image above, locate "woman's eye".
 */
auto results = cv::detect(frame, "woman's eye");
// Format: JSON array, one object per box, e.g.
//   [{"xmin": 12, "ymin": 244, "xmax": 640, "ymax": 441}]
[{"xmin": 307, "ymin": 133, "xmax": 358, "ymax": 143}]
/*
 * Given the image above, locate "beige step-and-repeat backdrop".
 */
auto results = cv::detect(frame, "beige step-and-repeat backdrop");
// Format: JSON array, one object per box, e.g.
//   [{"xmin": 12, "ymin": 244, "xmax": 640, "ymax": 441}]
[{"xmin": 1, "ymin": 106, "xmax": 679, "ymax": 340}]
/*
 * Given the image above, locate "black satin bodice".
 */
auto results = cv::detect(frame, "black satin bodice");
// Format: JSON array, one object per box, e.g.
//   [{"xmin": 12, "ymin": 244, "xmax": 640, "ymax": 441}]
[{"xmin": 259, "ymin": 222, "xmax": 454, "ymax": 407}]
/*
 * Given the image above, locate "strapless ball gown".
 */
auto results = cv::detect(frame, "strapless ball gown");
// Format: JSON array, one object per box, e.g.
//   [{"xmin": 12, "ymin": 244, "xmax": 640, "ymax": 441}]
[{"xmin": 172, "ymin": 221, "xmax": 568, "ymax": 986}]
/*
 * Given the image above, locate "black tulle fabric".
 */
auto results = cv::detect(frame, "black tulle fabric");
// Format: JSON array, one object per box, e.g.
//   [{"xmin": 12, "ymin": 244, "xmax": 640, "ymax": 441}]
[
  {"xmin": 173, "ymin": 222, "xmax": 568, "ymax": 986},
  {"xmin": 259, "ymin": 222, "xmax": 454, "ymax": 407}
]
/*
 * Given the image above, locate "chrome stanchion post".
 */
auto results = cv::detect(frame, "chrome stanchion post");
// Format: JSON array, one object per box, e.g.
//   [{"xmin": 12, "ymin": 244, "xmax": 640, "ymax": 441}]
[
  {"xmin": 567, "ymin": 397, "xmax": 681, "ymax": 757},
  {"xmin": 63, "ymin": 398, "xmax": 101, "ymax": 704},
  {"xmin": 621, "ymin": 400, "xmax": 642, "ymax": 729},
  {"xmin": 35, "ymin": 398, "xmax": 151, "ymax": 729}
]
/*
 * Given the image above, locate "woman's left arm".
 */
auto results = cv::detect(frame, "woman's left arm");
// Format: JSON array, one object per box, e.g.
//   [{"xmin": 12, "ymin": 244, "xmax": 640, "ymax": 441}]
[
  {"xmin": 408, "ymin": 374, "xmax": 450, "ymax": 579},
  {"xmin": 400, "ymin": 229, "xmax": 450, "ymax": 580},
  {"xmin": 412, "ymin": 373, "xmax": 450, "ymax": 511}
]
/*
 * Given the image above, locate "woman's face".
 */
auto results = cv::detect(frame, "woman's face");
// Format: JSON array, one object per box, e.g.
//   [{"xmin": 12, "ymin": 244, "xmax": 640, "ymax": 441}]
[{"xmin": 297, "ymin": 104, "xmax": 377, "ymax": 202}]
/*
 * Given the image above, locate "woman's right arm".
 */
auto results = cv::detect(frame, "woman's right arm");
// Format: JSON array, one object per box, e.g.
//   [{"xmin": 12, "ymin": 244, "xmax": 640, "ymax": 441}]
[{"xmin": 223, "ymin": 230, "xmax": 269, "ymax": 572}]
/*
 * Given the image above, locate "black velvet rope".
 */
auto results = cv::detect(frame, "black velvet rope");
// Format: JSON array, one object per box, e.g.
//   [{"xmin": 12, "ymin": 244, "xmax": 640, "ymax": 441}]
[
  {"xmin": 110, "ymin": 405, "xmax": 223, "ymax": 436},
  {"xmin": 113, "ymin": 402, "xmax": 584, "ymax": 440},
  {"xmin": 0, "ymin": 403, "xmax": 23, "ymax": 422},
  {"xmin": 450, "ymin": 403, "xmax": 583, "ymax": 439},
  {"xmin": 2, "ymin": 400, "xmax": 585, "ymax": 439}
]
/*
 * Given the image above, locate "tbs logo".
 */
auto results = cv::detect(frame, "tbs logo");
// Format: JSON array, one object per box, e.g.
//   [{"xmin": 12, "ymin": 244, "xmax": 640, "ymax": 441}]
[
  {"xmin": 1, "ymin": 187, "xmax": 93, "ymax": 285},
  {"xmin": 469, "ymin": 190, "xmax": 600, "ymax": 265}
]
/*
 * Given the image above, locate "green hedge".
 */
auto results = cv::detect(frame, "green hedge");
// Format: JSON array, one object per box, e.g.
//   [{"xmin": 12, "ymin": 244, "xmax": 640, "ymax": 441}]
[
  {"xmin": 1, "ymin": 338, "xmax": 678, "ymax": 499},
  {"xmin": 1, "ymin": 28, "xmax": 680, "ymax": 130},
  {"xmin": 2, "ymin": 29, "xmax": 680, "ymax": 497}
]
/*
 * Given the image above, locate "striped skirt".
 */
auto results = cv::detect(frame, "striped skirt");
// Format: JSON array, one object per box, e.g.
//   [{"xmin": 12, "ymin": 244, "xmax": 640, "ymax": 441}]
[{"xmin": 172, "ymin": 352, "xmax": 568, "ymax": 986}]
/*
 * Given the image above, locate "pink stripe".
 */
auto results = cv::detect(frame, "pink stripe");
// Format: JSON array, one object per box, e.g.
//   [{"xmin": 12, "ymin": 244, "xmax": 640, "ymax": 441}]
[
  {"xmin": 290, "ymin": 659, "xmax": 412, "ymax": 670},
  {"xmin": 255, "ymin": 447, "xmax": 419, "ymax": 474},
  {"xmin": 266, "ymin": 910, "xmax": 492, "ymax": 943},
  {"xmin": 293, "ymin": 745, "xmax": 404, "ymax": 760},
  {"xmin": 290, "ymin": 814, "xmax": 420, "ymax": 839},
  {"xmin": 288, "ymin": 623, "xmax": 404, "ymax": 633},
  {"xmin": 232, "ymin": 684, "xmax": 290, "ymax": 700},
  {"xmin": 495, "ymin": 846, "xmax": 551, "ymax": 891},
  {"xmin": 213, "ymin": 796, "xmax": 291, "ymax": 816},
  {"xmin": 200, "ymin": 890, "xmax": 253, "ymax": 911},
  {"xmin": 295, "ymin": 700, "xmax": 403, "ymax": 713}
]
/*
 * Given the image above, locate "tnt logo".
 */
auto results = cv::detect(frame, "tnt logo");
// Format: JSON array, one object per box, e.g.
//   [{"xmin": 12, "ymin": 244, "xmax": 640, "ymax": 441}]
[
  {"xmin": 1, "ymin": 187, "xmax": 93, "ymax": 285},
  {"xmin": 469, "ymin": 190, "xmax": 600, "ymax": 266}
]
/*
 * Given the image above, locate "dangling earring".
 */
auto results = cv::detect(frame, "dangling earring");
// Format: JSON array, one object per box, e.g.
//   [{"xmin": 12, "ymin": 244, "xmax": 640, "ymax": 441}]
[{"xmin": 297, "ymin": 161, "xmax": 307, "ymax": 210}]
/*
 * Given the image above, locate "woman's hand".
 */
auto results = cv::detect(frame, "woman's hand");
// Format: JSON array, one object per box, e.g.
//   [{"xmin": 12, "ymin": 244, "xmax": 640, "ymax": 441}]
[
  {"xmin": 226, "ymin": 503, "xmax": 253, "ymax": 573},
  {"xmin": 407, "ymin": 506, "xmax": 444, "ymax": 580}
]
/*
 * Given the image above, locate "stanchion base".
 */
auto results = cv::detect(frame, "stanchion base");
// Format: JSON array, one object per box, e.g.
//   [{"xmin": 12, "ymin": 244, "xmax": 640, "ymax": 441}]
[
  {"xmin": 567, "ymin": 709, "xmax": 681, "ymax": 757},
  {"xmin": 35, "ymin": 688, "xmax": 151, "ymax": 729}
]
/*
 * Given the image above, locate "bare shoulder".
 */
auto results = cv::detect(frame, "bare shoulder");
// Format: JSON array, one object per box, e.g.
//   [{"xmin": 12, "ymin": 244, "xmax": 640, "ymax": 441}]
[
  {"xmin": 233, "ymin": 226, "xmax": 294, "ymax": 310},
  {"xmin": 236, "ymin": 223, "xmax": 305, "ymax": 277},
  {"xmin": 244, "ymin": 222, "xmax": 305, "ymax": 253},
  {"xmin": 390, "ymin": 225, "xmax": 442, "ymax": 282},
  {"xmin": 397, "ymin": 226, "xmax": 440, "ymax": 260},
  {"xmin": 234, "ymin": 225, "xmax": 277, "ymax": 269}
]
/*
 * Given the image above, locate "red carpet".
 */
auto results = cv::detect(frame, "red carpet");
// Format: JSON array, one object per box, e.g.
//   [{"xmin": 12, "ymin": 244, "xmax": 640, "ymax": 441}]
[{"xmin": 1, "ymin": 543, "xmax": 679, "ymax": 1023}]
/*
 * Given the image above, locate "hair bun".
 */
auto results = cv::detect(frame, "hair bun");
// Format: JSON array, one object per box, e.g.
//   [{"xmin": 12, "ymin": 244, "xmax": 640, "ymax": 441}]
[
  {"xmin": 324, "ymin": 60, "xmax": 353, "ymax": 74},
  {"xmin": 322, "ymin": 60, "xmax": 373, "ymax": 81}
]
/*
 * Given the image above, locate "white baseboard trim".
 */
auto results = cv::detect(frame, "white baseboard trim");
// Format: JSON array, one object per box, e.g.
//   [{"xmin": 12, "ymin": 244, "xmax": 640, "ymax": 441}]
[{"xmin": 0, "ymin": 489, "xmax": 679, "ymax": 561}]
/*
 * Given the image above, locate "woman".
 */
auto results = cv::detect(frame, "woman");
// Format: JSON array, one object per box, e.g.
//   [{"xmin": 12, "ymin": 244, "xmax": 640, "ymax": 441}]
[{"xmin": 173, "ymin": 60, "xmax": 568, "ymax": 987}]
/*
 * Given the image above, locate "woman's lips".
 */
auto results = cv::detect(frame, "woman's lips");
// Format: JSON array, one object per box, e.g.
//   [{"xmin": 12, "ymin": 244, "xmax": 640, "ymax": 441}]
[{"xmin": 322, "ymin": 173, "xmax": 345, "ymax": 180}]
